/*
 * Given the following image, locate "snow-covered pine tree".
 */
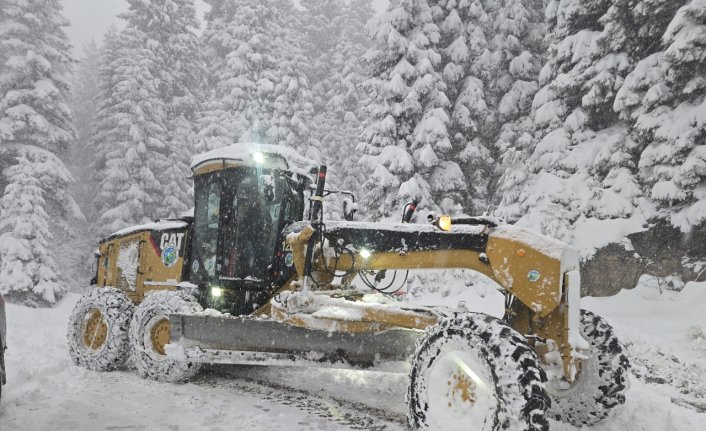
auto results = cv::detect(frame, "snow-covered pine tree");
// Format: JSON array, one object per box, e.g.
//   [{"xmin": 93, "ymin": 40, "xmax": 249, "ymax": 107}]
[
  {"xmin": 481, "ymin": 0, "xmax": 545, "ymax": 218},
  {"xmin": 361, "ymin": 0, "xmax": 459, "ymax": 220},
  {"xmin": 511, "ymin": 0, "xmax": 681, "ymax": 245},
  {"xmin": 327, "ymin": 0, "xmax": 376, "ymax": 197},
  {"xmin": 64, "ymin": 41, "xmax": 102, "ymax": 285},
  {"xmin": 0, "ymin": 0, "xmax": 75, "ymax": 156},
  {"xmin": 431, "ymin": 0, "xmax": 491, "ymax": 215},
  {"xmin": 0, "ymin": 0, "xmax": 78, "ymax": 221},
  {"xmin": 70, "ymin": 40, "xmax": 101, "ymax": 175},
  {"xmin": 0, "ymin": 157, "xmax": 65, "ymax": 305},
  {"xmin": 299, "ymin": 0, "xmax": 341, "ymax": 91},
  {"xmin": 89, "ymin": 26, "xmax": 123, "ymax": 221},
  {"xmin": 514, "ymin": 0, "xmax": 625, "ymax": 241},
  {"xmin": 268, "ymin": 0, "xmax": 318, "ymax": 159},
  {"xmin": 203, "ymin": 0, "xmax": 315, "ymax": 159},
  {"xmin": 119, "ymin": 0, "xmax": 204, "ymax": 218},
  {"xmin": 615, "ymin": 0, "xmax": 706, "ymax": 231},
  {"xmin": 162, "ymin": 113, "xmax": 194, "ymax": 216},
  {"xmin": 297, "ymin": 0, "xmax": 374, "ymax": 208},
  {"xmin": 92, "ymin": 26, "xmax": 167, "ymax": 235},
  {"xmin": 494, "ymin": 116, "xmax": 537, "ymax": 220},
  {"xmin": 0, "ymin": 0, "xmax": 77, "ymax": 303},
  {"xmin": 585, "ymin": 0, "xmax": 686, "ymax": 230},
  {"xmin": 92, "ymin": 1, "xmax": 204, "ymax": 234},
  {"xmin": 200, "ymin": 0, "xmax": 246, "ymax": 143},
  {"xmin": 194, "ymin": 92, "xmax": 232, "ymax": 154},
  {"xmin": 69, "ymin": 41, "xmax": 101, "ymax": 214},
  {"xmin": 429, "ymin": 0, "xmax": 545, "ymax": 216},
  {"xmin": 296, "ymin": 0, "xmax": 342, "ymax": 165}
]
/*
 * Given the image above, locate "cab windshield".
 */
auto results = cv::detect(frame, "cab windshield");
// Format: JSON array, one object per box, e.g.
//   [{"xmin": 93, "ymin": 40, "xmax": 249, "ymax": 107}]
[{"xmin": 191, "ymin": 167, "xmax": 294, "ymax": 286}]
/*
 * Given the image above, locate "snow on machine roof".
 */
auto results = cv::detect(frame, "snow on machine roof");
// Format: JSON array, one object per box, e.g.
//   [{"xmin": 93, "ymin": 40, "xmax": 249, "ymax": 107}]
[
  {"xmin": 106, "ymin": 219, "xmax": 189, "ymax": 241},
  {"xmin": 191, "ymin": 143, "xmax": 318, "ymax": 177}
]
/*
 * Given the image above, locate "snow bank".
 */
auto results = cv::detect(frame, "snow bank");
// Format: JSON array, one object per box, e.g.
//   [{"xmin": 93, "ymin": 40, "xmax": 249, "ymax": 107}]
[
  {"xmin": 583, "ymin": 278, "xmax": 706, "ymax": 365},
  {"xmin": 570, "ymin": 215, "xmax": 647, "ymax": 259}
]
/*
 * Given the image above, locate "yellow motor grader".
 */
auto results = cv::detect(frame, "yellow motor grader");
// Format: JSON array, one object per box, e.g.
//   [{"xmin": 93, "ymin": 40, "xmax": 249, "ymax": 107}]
[{"xmin": 68, "ymin": 143, "xmax": 629, "ymax": 431}]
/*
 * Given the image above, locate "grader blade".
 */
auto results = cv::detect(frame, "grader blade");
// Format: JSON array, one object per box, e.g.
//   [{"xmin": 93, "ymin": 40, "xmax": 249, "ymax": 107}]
[{"xmin": 169, "ymin": 314, "xmax": 422, "ymax": 369}]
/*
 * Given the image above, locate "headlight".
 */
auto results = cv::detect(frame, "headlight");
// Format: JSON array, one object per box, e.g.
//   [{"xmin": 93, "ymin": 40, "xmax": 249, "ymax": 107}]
[
  {"xmin": 252, "ymin": 151, "xmax": 265, "ymax": 164},
  {"xmin": 437, "ymin": 215, "xmax": 452, "ymax": 231}
]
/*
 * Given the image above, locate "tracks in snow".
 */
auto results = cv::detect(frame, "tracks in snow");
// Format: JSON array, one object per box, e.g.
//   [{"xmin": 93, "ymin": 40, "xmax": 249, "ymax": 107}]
[
  {"xmin": 625, "ymin": 341, "xmax": 706, "ymax": 413},
  {"xmin": 192, "ymin": 365, "xmax": 409, "ymax": 430}
]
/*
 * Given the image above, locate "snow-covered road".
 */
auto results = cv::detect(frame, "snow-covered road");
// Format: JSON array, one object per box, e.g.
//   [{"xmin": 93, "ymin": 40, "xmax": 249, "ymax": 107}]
[
  {"xmin": 1, "ymin": 278, "xmax": 704, "ymax": 430},
  {"xmin": 0, "ymin": 295, "xmax": 408, "ymax": 430}
]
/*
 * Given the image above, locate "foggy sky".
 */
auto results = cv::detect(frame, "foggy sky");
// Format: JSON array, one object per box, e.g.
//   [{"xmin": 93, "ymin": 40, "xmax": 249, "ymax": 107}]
[{"xmin": 62, "ymin": 0, "xmax": 388, "ymax": 56}]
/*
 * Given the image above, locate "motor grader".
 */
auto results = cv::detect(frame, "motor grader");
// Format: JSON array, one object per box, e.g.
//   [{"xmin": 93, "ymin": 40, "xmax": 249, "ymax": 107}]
[{"xmin": 68, "ymin": 143, "xmax": 629, "ymax": 431}]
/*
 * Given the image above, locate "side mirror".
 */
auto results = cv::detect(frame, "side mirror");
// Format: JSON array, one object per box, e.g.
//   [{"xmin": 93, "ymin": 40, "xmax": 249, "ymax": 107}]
[
  {"xmin": 343, "ymin": 199, "xmax": 358, "ymax": 221},
  {"xmin": 262, "ymin": 175, "xmax": 275, "ymax": 201},
  {"xmin": 402, "ymin": 200, "xmax": 418, "ymax": 223}
]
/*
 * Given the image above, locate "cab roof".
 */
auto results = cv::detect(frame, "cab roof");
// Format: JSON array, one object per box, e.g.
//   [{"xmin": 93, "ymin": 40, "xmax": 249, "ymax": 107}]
[
  {"xmin": 190, "ymin": 143, "xmax": 318, "ymax": 178},
  {"xmin": 103, "ymin": 219, "xmax": 190, "ymax": 242}
]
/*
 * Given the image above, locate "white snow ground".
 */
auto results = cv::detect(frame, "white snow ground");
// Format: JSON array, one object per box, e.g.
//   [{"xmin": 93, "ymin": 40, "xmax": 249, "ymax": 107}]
[{"xmin": 1, "ymin": 275, "xmax": 705, "ymax": 430}]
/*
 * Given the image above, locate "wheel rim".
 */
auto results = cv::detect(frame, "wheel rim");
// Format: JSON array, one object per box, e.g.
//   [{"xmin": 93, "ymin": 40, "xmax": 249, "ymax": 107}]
[
  {"xmin": 147, "ymin": 316, "xmax": 171, "ymax": 357},
  {"xmin": 82, "ymin": 309, "xmax": 108, "ymax": 351},
  {"xmin": 545, "ymin": 346, "xmax": 593, "ymax": 396},
  {"xmin": 426, "ymin": 348, "xmax": 496, "ymax": 431},
  {"xmin": 543, "ymin": 329, "xmax": 592, "ymax": 396}
]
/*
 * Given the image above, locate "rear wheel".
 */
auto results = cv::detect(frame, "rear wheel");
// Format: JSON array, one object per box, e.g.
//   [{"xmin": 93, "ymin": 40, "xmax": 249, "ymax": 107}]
[
  {"xmin": 66, "ymin": 288, "xmax": 134, "ymax": 371},
  {"xmin": 129, "ymin": 290, "xmax": 202, "ymax": 382},
  {"xmin": 408, "ymin": 313, "xmax": 550, "ymax": 431},
  {"xmin": 546, "ymin": 310, "xmax": 630, "ymax": 426}
]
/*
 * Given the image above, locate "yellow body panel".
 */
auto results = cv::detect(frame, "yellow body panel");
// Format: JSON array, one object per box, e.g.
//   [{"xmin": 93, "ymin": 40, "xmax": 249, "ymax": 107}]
[
  {"xmin": 281, "ymin": 222, "xmax": 583, "ymax": 382},
  {"xmin": 96, "ymin": 226, "xmax": 189, "ymax": 304},
  {"xmin": 485, "ymin": 235, "xmax": 563, "ymax": 317}
]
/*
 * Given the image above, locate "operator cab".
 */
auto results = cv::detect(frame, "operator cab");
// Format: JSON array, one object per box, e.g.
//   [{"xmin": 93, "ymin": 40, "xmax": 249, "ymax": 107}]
[{"xmin": 189, "ymin": 144, "xmax": 314, "ymax": 314}]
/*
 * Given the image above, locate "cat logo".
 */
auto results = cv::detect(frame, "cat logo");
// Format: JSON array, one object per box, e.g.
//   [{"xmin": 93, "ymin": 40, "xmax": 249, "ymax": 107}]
[{"xmin": 160, "ymin": 232, "xmax": 185, "ymax": 268}]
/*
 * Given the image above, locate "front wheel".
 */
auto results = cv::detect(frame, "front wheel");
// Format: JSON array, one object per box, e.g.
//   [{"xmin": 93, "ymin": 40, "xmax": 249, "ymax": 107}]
[
  {"xmin": 546, "ymin": 310, "xmax": 630, "ymax": 426},
  {"xmin": 129, "ymin": 290, "xmax": 202, "ymax": 382},
  {"xmin": 408, "ymin": 313, "xmax": 550, "ymax": 431},
  {"xmin": 66, "ymin": 287, "xmax": 134, "ymax": 371}
]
